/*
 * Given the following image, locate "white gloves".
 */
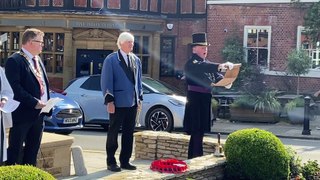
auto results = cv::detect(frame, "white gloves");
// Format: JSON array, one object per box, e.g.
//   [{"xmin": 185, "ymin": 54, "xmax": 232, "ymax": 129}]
[
  {"xmin": 224, "ymin": 62, "xmax": 234, "ymax": 70},
  {"xmin": 225, "ymin": 83, "xmax": 233, "ymax": 89}
]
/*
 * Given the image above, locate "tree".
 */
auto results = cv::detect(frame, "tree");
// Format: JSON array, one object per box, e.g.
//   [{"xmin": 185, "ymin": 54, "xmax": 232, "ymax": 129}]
[
  {"xmin": 304, "ymin": 1, "xmax": 320, "ymax": 44},
  {"xmin": 287, "ymin": 49, "xmax": 312, "ymax": 95},
  {"xmin": 221, "ymin": 35, "xmax": 245, "ymax": 64},
  {"xmin": 221, "ymin": 34, "xmax": 246, "ymax": 90}
]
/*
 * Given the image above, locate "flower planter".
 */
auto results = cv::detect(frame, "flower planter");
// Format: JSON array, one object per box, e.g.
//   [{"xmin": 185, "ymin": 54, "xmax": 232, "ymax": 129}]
[
  {"xmin": 287, "ymin": 107, "xmax": 305, "ymax": 124},
  {"xmin": 230, "ymin": 108, "xmax": 279, "ymax": 123}
]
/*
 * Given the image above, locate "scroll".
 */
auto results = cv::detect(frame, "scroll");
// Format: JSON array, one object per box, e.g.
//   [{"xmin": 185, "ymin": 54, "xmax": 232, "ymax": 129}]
[{"xmin": 212, "ymin": 63, "xmax": 241, "ymax": 87}]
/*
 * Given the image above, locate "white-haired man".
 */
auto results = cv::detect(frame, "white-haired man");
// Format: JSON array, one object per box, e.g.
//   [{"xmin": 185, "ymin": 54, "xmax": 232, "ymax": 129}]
[{"xmin": 101, "ymin": 32, "xmax": 143, "ymax": 172}]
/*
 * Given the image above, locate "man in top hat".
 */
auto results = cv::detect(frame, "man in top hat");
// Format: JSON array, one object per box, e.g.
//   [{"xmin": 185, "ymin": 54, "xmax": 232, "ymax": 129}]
[{"xmin": 183, "ymin": 32, "xmax": 234, "ymax": 159}]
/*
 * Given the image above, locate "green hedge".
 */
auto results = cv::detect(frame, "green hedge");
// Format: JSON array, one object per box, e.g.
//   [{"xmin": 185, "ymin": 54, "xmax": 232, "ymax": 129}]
[
  {"xmin": 0, "ymin": 165, "xmax": 55, "ymax": 180},
  {"xmin": 224, "ymin": 128, "xmax": 290, "ymax": 180}
]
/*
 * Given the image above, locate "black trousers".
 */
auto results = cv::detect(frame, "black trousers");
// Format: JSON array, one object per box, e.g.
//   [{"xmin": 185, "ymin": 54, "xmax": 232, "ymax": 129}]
[
  {"xmin": 7, "ymin": 115, "xmax": 44, "ymax": 166},
  {"xmin": 106, "ymin": 106, "xmax": 137, "ymax": 166},
  {"xmin": 188, "ymin": 131, "xmax": 204, "ymax": 159}
]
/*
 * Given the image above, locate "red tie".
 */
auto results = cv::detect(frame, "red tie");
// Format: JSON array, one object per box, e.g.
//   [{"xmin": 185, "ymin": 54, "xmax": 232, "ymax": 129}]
[{"xmin": 32, "ymin": 57, "xmax": 44, "ymax": 96}]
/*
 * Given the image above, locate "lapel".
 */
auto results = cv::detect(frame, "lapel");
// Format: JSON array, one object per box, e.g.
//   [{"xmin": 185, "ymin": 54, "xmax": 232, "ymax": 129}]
[
  {"xmin": 117, "ymin": 50, "xmax": 135, "ymax": 84},
  {"xmin": 18, "ymin": 51, "xmax": 49, "ymax": 87},
  {"xmin": 18, "ymin": 51, "xmax": 39, "ymax": 81},
  {"xmin": 128, "ymin": 53, "xmax": 137, "ymax": 81}
]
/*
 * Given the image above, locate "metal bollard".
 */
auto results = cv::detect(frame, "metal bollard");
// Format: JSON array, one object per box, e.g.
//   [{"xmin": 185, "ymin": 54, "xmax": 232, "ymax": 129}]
[{"xmin": 302, "ymin": 96, "xmax": 311, "ymax": 135}]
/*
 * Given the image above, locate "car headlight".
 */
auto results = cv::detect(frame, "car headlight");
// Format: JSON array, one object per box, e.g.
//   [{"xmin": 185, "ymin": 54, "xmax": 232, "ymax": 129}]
[{"xmin": 168, "ymin": 99, "xmax": 185, "ymax": 107}]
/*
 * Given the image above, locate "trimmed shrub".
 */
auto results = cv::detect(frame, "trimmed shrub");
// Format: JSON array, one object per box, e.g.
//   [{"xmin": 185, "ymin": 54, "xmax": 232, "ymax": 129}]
[
  {"xmin": 302, "ymin": 160, "xmax": 320, "ymax": 180},
  {"xmin": 0, "ymin": 165, "xmax": 55, "ymax": 180},
  {"xmin": 286, "ymin": 146, "xmax": 303, "ymax": 179},
  {"xmin": 224, "ymin": 128, "xmax": 290, "ymax": 180}
]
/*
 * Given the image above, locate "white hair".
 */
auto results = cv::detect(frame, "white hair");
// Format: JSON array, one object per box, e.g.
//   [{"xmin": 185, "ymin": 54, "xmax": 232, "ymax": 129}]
[{"xmin": 117, "ymin": 32, "xmax": 134, "ymax": 49}]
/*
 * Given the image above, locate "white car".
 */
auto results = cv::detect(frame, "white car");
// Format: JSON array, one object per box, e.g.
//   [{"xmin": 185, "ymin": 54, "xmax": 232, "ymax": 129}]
[{"xmin": 63, "ymin": 75, "xmax": 186, "ymax": 131}]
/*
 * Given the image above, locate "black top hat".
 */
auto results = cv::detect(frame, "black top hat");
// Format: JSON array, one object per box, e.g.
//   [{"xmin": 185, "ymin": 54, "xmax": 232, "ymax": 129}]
[{"xmin": 191, "ymin": 32, "xmax": 209, "ymax": 46}]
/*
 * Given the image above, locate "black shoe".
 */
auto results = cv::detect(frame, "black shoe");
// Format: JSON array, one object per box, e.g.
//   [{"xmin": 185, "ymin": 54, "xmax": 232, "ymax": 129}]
[
  {"xmin": 107, "ymin": 164, "xmax": 121, "ymax": 172},
  {"xmin": 121, "ymin": 163, "xmax": 137, "ymax": 170}
]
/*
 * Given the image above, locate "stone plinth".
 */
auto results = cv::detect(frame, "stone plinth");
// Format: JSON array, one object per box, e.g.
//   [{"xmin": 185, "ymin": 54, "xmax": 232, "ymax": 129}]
[{"xmin": 36, "ymin": 132, "xmax": 74, "ymax": 177}]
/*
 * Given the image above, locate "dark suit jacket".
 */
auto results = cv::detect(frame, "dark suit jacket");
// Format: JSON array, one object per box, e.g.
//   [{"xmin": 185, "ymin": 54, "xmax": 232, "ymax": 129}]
[{"xmin": 5, "ymin": 51, "xmax": 50, "ymax": 125}]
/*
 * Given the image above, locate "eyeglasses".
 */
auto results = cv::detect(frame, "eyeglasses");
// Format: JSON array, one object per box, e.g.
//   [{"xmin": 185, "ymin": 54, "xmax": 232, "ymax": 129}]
[{"xmin": 32, "ymin": 40, "xmax": 44, "ymax": 45}]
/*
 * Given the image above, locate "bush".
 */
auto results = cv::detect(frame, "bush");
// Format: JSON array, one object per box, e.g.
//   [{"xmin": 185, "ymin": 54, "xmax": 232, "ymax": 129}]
[
  {"xmin": 285, "ymin": 97, "xmax": 305, "ymax": 111},
  {"xmin": 224, "ymin": 128, "xmax": 290, "ymax": 180},
  {"xmin": 302, "ymin": 160, "xmax": 320, "ymax": 180},
  {"xmin": 0, "ymin": 165, "xmax": 55, "ymax": 180},
  {"xmin": 286, "ymin": 146, "xmax": 303, "ymax": 179}
]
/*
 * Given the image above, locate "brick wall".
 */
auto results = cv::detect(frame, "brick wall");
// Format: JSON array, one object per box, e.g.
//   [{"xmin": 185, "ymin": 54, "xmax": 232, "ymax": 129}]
[
  {"xmin": 265, "ymin": 75, "xmax": 320, "ymax": 94},
  {"xmin": 206, "ymin": 4, "xmax": 310, "ymax": 66},
  {"xmin": 204, "ymin": 3, "xmax": 320, "ymax": 94},
  {"xmin": 134, "ymin": 131, "xmax": 221, "ymax": 160},
  {"xmin": 133, "ymin": 131, "xmax": 225, "ymax": 180}
]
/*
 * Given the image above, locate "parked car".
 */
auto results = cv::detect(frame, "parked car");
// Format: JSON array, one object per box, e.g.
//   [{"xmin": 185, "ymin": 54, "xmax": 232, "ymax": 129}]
[
  {"xmin": 63, "ymin": 74, "xmax": 186, "ymax": 132},
  {"xmin": 43, "ymin": 91, "xmax": 83, "ymax": 135}
]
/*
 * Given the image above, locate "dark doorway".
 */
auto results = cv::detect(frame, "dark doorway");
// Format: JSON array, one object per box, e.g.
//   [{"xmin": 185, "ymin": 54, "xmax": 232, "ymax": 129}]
[{"xmin": 76, "ymin": 49, "xmax": 113, "ymax": 77}]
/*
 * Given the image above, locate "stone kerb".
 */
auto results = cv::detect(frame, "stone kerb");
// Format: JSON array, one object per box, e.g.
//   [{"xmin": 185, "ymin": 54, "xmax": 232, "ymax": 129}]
[{"xmin": 134, "ymin": 131, "xmax": 219, "ymax": 160}]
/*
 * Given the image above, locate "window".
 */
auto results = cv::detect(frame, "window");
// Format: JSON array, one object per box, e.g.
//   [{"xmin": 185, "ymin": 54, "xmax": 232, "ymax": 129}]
[
  {"xmin": 41, "ymin": 32, "xmax": 65, "ymax": 74},
  {"xmin": 297, "ymin": 26, "xmax": 320, "ymax": 69},
  {"xmin": 160, "ymin": 37, "xmax": 175, "ymax": 76},
  {"xmin": 12, "ymin": 32, "xmax": 19, "ymax": 50},
  {"xmin": 80, "ymin": 75, "xmax": 101, "ymax": 91},
  {"xmin": 74, "ymin": 0, "xmax": 87, "ymax": 7},
  {"xmin": 53, "ymin": 0, "xmax": 64, "ymax": 7},
  {"xmin": 91, "ymin": 0, "xmax": 103, "ymax": 8},
  {"xmin": 39, "ymin": 0, "xmax": 49, "ymax": 6},
  {"xmin": 244, "ymin": 26, "xmax": 271, "ymax": 68},
  {"xmin": 0, "ymin": 31, "xmax": 19, "ymax": 66},
  {"xmin": 26, "ymin": 0, "xmax": 36, "ymax": 7},
  {"xmin": 0, "ymin": 31, "xmax": 64, "ymax": 73},
  {"xmin": 133, "ymin": 35, "xmax": 150, "ymax": 74}
]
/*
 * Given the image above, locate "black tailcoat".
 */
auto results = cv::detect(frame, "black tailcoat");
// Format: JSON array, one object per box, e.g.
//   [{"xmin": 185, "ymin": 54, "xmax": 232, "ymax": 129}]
[{"xmin": 183, "ymin": 54, "xmax": 223, "ymax": 134}]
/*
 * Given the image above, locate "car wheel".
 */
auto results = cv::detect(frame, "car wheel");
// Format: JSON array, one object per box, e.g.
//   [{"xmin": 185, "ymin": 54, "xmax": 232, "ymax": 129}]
[{"xmin": 146, "ymin": 107, "xmax": 173, "ymax": 132}]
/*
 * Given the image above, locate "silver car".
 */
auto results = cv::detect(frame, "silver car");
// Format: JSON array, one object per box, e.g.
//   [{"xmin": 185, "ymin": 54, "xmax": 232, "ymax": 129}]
[{"xmin": 63, "ymin": 75, "xmax": 186, "ymax": 131}]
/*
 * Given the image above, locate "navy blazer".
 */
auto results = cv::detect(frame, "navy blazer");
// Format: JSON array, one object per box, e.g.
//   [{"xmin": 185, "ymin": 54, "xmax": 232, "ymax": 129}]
[
  {"xmin": 5, "ymin": 51, "xmax": 50, "ymax": 124},
  {"xmin": 101, "ymin": 50, "xmax": 143, "ymax": 107}
]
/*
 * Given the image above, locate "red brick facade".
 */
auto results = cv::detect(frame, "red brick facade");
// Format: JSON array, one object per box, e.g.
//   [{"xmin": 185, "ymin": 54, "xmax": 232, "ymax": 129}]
[{"xmin": 205, "ymin": 3, "xmax": 320, "ymax": 94}]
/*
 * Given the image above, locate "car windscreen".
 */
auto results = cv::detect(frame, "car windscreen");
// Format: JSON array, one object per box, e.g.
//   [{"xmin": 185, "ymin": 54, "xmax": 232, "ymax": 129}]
[{"xmin": 142, "ymin": 77, "xmax": 184, "ymax": 96}]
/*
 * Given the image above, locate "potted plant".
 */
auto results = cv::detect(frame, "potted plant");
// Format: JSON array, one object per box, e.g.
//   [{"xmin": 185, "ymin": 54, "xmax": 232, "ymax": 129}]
[
  {"xmin": 287, "ymin": 49, "xmax": 312, "ymax": 95},
  {"xmin": 285, "ymin": 97, "xmax": 305, "ymax": 124},
  {"xmin": 230, "ymin": 90, "xmax": 281, "ymax": 123}
]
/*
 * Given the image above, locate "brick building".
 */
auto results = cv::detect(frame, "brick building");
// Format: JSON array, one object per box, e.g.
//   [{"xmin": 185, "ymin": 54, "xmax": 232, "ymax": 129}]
[
  {"xmin": 206, "ymin": 0, "xmax": 320, "ymax": 93},
  {"xmin": 0, "ymin": 0, "xmax": 206, "ymax": 90}
]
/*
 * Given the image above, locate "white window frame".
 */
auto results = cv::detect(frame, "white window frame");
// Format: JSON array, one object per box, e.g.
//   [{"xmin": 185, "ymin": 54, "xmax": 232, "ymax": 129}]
[
  {"xmin": 244, "ymin": 26, "xmax": 272, "ymax": 69},
  {"xmin": 262, "ymin": 26, "xmax": 320, "ymax": 77},
  {"xmin": 297, "ymin": 26, "xmax": 320, "ymax": 69}
]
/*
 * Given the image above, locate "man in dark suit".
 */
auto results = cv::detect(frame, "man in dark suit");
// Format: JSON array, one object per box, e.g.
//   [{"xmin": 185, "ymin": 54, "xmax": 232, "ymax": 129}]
[
  {"xmin": 101, "ymin": 32, "xmax": 143, "ymax": 172},
  {"xmin": 183, "ymin": 32, "xmax": 234, "ymax": 159},
  {"xmin": 5, "ymin": 28, "xmax": 50, "ymax": 166}
]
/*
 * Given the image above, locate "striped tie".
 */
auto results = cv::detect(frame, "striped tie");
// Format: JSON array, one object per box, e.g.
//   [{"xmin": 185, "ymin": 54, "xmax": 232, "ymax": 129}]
[{"xmin": 32, "ymin": 57, "xmax": 44, "ymax": 96}]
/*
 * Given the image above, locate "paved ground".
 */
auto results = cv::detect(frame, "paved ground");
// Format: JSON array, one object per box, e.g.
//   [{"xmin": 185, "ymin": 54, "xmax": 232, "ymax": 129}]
[{"xmin": 58, "ymin": 116, "xmax": 320, "ymax": 180}]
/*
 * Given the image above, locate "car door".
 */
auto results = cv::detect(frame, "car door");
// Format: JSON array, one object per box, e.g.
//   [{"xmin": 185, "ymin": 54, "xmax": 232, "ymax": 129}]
[{"xmin": 76, "ymin": 76, "xmax": 109, "ymax": 124}]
